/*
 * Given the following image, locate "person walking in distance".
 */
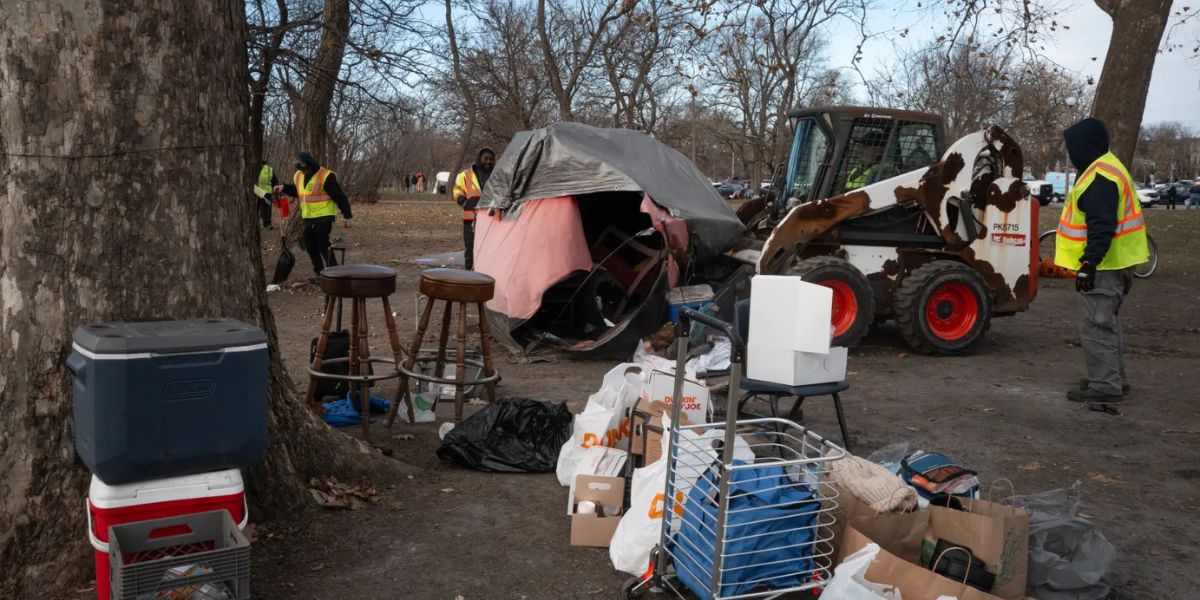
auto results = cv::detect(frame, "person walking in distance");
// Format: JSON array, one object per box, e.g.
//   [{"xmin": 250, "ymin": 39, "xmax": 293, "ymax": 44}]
[
  {"xmin": 1165, "ymin": 183, "xmax": 1177, "ymax": 210},
  {"xmin": 403, "ymin": 173, "xmax": 411, "ymax": 194},
  {"xmin": 274, "ymin": 151, "xmax": 353, "ymax": 281},
  {"xmin": 1053, "ymin": 118, "xmax": 1149, "ymax": 405},
  {"xmin": 256, "ymin": 160, "xmax": 278, "ymax": 229},
  {"xmin": 453, "ymin": 148, "xmax": 495, "ymax": 270}
]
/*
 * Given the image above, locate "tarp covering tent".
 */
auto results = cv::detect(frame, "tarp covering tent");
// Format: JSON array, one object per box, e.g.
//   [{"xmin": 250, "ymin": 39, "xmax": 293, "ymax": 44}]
[
  {"xmin": 479, "ymin": 123, "xmax": 743, "ymax": 256},
  {"xmin": 474, "ymin": 123, "xmax": 742, "ymax": 356}
]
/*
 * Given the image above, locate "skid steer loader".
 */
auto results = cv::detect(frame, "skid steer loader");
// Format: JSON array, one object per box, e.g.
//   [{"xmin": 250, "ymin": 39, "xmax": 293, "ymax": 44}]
[{"xmin": 738, "ymin": 106, "xmax": 1039, "ymax": 355}]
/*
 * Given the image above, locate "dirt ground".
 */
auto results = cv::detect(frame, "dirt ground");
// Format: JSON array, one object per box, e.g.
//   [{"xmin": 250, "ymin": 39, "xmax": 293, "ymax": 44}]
[{"xmin": 247, "ymin": 196, "xmax": 1199, "ymax": 600}]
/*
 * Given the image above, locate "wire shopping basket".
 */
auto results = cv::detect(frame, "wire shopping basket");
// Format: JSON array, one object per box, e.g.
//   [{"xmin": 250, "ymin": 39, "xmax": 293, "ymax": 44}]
[{"xmin": 624, "ymin": 307, "xmax": 845, "ymax": 600}]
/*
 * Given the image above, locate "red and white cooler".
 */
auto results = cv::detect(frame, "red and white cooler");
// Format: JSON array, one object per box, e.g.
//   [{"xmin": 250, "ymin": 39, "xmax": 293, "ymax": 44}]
[{"xmin": 86, "ymin": 468, "xmax": 247, "ymax": 600}]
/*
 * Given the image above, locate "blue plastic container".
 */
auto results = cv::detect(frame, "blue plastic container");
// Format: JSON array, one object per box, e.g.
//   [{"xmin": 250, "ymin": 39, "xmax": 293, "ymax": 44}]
[
  {"xmin": 667, "ymin": 284, "xmax": 715, "ymax": 323},
  {"xmin": 68, "ymin": 319, "xmax": 268, "ymax": 485}
]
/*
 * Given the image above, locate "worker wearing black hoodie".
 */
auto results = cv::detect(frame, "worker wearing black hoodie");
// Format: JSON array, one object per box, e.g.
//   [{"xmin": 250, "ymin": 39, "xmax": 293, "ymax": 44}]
[
  {"xmin": 274, "ymin": 152, "xmax": 354, "ymax": 280},
  {"xmin": 453, "ymin": 147, "xmax": 495, "ymax": 270},
  {"xmin": 1054, "ymin": 118, "xmax": 1149, "ymax": 404}
]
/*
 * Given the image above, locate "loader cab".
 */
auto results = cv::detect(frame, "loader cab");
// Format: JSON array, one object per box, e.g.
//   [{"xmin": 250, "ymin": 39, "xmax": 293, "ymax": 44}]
[{"xmin": 780, "ymin": 107, "xmax": 946, "ymax": 214}]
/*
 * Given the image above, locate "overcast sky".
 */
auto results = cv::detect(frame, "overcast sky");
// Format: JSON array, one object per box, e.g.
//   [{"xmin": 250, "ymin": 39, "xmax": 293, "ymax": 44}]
[{"xmin": 826, "ymin": 0, "xmax": 1200, "ymax": 127}]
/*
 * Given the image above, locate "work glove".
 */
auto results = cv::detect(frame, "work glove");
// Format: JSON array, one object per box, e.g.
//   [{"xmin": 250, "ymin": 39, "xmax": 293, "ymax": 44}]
[{"xmin": 1075, "ymin": 261, "xmax": 1096, "ymax": 293}]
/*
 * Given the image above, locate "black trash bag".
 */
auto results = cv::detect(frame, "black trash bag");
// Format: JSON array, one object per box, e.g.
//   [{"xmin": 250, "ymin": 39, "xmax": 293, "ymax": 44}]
[{"xmin": 436, "ymin": 397, "xmax": 572, "ymax": 473}]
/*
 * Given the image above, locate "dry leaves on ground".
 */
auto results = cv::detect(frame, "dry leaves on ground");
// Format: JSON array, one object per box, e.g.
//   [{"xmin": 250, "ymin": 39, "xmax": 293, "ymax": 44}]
[
  {"xmin": 1090, "ymin": 473, "xmax": 1121, "ymax": 485},
  {"xmin": 393, "ymin": 433, "xmax": 415, "ymax": 441},
  {"xmin": 1018, "ymin": 462, "xmax": 1044, "ymax": 471},
  {"xmin": 308, "ymin": 477, "xmax": 381, "ymax": 510}
]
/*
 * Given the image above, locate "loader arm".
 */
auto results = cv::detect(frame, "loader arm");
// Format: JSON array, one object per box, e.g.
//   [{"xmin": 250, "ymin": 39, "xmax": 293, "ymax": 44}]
[{"xmin": 757, "ymin": 125, "xmax": 1027, "ymax": 275}]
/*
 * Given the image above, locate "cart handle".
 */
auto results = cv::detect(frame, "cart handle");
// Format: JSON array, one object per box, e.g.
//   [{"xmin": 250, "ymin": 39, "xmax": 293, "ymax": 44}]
[{"xmin": 679, "ymin": 307, "xmax": 745, "ymax": 362}]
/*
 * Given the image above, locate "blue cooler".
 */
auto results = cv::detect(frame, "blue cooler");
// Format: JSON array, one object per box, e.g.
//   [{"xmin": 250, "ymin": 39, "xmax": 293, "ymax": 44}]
[
  {"xmin": 68, "ymin": 319, "xmax": 268, "ymax": 485},
  {"xmin": 666, "ymin": 284, "xmax": 715, "ymax": 323}
]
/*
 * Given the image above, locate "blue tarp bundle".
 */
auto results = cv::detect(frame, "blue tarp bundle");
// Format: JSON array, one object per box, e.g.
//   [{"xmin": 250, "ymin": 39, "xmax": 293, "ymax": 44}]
[
  {"xmin": 321, "ymin": 392, "xmax": 391, "ymax": 427},
  {"xmin": 670, "ymin": 460, "xmax": 821, "ymax": 600}
]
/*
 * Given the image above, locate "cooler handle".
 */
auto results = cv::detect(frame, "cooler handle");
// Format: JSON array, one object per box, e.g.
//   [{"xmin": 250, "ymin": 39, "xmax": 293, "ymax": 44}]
[
  {"xmin": 65, "ymin": 353, "xmax": 87, "ymax": 382},
  {"xmin": 85, "ymin": 496, "xmax": 249, "ymax": 554}
]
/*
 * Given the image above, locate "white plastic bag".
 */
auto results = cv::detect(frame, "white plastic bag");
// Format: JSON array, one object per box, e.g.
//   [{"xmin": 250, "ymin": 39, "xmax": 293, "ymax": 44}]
[
  {"xmin": 823, "ymin": 543, "xmax": 905, "ymax": 600},
  {"xmin": 555, "ymin": 364, "xmax": 643, "ymax": 486},
  {"xmin": 609, "ymin": 415, "xmax": 754, "ymax": 575}
]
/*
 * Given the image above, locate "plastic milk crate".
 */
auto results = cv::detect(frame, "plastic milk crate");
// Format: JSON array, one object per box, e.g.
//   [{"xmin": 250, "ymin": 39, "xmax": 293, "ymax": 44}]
[{"xmin": 108, "ymin": 510, "xmax": 250, "ymax": 600}]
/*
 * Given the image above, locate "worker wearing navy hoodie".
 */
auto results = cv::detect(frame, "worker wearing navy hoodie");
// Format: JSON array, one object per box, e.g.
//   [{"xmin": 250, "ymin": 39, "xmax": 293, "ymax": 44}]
[
  {"xmin": 1054, "ymin": 118, "xmax": 1149, "ymax": 404},
  {"xmin": 275, "ymin": 152, "xmax": 353, "ymax": 281}
]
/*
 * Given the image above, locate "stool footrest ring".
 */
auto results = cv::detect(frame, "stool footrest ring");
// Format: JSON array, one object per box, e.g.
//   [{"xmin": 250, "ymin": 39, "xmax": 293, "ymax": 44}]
[{"xmin": 396, "ymin": 356, "xmax": 500, "ymax": 387}]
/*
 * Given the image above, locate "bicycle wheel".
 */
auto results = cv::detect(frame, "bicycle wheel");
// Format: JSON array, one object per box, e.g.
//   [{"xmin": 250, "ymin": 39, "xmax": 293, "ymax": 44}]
[
  {"xmin": 1133, "ymin": 234, "xmax": 1158, "ymax": 278},
  {"xmin": 1038, "ymin": 230, "xmax": 1057, "ymax": 264}
]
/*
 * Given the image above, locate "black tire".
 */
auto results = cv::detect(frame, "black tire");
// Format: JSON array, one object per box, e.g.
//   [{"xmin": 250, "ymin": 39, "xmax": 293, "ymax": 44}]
[
  {"xmin": 788, "ymin": 256, "xmax": 876, "ymax": 347},
  {"xmin": 895, "ymin": 260, "xmax": 993, "ymax": 355}
]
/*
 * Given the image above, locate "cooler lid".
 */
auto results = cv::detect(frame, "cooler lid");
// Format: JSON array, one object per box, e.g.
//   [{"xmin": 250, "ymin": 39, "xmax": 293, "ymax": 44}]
[
  {"xmin": 89, "ymin": 468, "xmax": 244, "ymax": 508},
  {"xmin": 72, "ymin": 318, "xmax": 267, "ymax": 355}
]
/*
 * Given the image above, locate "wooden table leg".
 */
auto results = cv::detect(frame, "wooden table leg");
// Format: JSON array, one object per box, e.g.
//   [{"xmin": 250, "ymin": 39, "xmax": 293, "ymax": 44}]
[
  {"xmin": 356, "ymin": 298, "xmax": 372, "ymax": 441},
  {"xmin": 434, "ymin": 301, "xmax": 453, "ymax": 379},
  {"xmin": 348, "ymin": 296, "xmax": 364, "ymax": 441},
  {"xmin": 386, "ymin": 296, "xmax": 434, "ymax": 428},
  {"xmin": 380, "ymin": 296, "xmax": 414, "ymax": 427},
  {"xmin": 305, "ymin": 295, "xmax": 337, "ymax": 405},
  {"xmin": 476, "ymin": 302, "xmax": 497, "ymax": 403},
  {"xmin": 454, "ymin": 301, "xmax": 468, "ymax": 422}
]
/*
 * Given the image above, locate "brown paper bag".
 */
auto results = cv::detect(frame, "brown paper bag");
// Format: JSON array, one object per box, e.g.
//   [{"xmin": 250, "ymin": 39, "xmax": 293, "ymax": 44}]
[
  {"xmin": 833, "ymin": 482, "xmax": 929, "ymax": 563},
  {"xmin": 843, "ymin": 525, "xmax": 1008, "ymax": 600},
  {"xmin": 925, "ymin": 499, "xmax": 1030, "ymax": 600}
]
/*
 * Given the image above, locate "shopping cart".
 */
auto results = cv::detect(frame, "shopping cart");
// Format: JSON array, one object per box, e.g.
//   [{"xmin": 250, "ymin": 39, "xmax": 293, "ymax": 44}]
[{"xmin": 622, "ymin": 307, "xmax": 845, "ymax": 599}]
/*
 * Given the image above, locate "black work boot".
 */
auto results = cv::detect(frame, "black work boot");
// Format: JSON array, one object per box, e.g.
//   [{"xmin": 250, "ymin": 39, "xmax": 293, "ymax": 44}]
[
  {"xmin": 1078, "ymin": 378, "xmax": 1130, "ymax": 394},
  {"xmin": 1067, "ymin": 386, "xmax": 1124, "ymax": 403}
]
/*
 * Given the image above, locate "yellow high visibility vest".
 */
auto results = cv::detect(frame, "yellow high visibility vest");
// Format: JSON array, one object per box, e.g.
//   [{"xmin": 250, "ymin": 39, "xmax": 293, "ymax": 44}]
[
  {"xmin": 257, "ymin": 164, "xmax": 274, "ymax": 194},
  {"xmin": 453, "ymin": 168, "xmax": 481, "ymax": 221},
  {"xmin": 1054, "ymin": 151, "xmax": 1148, "ymax": 271},
  {"xmin": 294, "ymin": 167, "xmax": 337, "ymax": 219},
  {"xmin": 845, "ymin": 164, "xmax": 876, "ymax": 190}
]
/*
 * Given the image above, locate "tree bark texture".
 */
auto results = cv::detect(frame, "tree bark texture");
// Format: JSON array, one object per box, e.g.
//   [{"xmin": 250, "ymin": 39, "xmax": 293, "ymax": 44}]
[
  {"xmin": 298, "ymin": 0, "xmax": 350, "ymax": 161},
  {"xmin": 1091, "ymin": 0, "xmax": 1173, "ymax": 165},
  {"xmin": 0, "ymin": 1, "xmax": 378, "ymax": 594}
]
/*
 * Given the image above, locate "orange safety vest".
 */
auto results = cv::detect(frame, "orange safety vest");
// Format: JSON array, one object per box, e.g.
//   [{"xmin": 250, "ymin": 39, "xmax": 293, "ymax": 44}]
[
  {"xmin": 1054, "ymin": 151, "xmax": 1148, "ymax": 271},
  {"xmin": 453, "ymin": 168, "xmax": 481, "ymax": 221}
]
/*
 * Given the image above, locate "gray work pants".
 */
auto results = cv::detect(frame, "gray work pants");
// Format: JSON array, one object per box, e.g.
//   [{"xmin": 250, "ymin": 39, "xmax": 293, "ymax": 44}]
[{"xmin": 1079, "ymin": 268, "xmax": 1132, "ymax": 395}]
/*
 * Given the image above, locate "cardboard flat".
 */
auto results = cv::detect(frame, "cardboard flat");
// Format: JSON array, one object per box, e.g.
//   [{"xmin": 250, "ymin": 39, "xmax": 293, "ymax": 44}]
[
  {"xmin": 746, "ymin": 345, "xmax": 848, "ymax": 386},
  {"xmin": 569, "ymin": 475, "xmax": 626, "ymax": 547},
  {"xmin": 748, "ymin": 275, "xmax": 833, "ymax": 354},
  {"xmin": 629, "ymin": 399, "xmax": 690, "ymax": 466}
]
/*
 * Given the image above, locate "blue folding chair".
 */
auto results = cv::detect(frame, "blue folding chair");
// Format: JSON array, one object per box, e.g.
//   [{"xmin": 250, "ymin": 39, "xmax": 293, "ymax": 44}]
[{"xmin": 732, "ymin": 299, "xmax": 852, "ymax": 451}]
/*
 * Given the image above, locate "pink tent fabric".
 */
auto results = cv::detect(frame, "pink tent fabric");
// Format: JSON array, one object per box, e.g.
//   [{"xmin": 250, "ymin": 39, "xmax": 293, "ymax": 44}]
[{"xmin": 473, "ymin": 196, "xmax": 593, "ymax": 321}]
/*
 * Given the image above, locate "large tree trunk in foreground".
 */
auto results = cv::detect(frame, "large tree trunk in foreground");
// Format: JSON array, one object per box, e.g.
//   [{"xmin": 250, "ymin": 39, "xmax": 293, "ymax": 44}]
[
  {"xmin": 1091, "ymin": 0, "xmax": 1173, "ymax": 164},
  {"xmin": 298, "ymin": 0, "xmax": 351, "ymax": 161},
  {"xmin": 0, "ymin": 1, "xmax": 378, "ymax": 595}
]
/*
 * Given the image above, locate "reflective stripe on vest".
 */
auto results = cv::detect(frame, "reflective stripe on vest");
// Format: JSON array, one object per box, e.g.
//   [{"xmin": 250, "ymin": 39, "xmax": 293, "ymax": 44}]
[
  {"xmin": 454, "ymin": 168, "xmax": 480, "ymax": 221},
  {"xmin": 294, "ymin": 167, "xmax": 337, "ymax": 219},
  {"xmin": 1053, "ymin": 151, "xmax": 1149, "ymax": 271}
]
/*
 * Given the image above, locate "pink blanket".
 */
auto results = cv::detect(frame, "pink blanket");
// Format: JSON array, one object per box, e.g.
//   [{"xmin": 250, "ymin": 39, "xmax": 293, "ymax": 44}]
[{"xmin": 473, "ymin": 197, "xmax": 593, "ymax": 321}]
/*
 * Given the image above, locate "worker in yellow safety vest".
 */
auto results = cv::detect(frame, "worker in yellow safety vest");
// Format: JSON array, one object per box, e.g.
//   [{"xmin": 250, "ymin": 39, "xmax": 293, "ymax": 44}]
[
  {"xmin": 844, "ymin": 130, "xmax": 888, "ymax": 191},
  {"xmin": 255, "ymin": 160, "xmax": 278, "ymax": 229},
  {"xmin": 1054, "ymin": 117, "xmax": 1149, "ymax": 405},
  {"xmin": 453, "ymin": 147, "xmax": 495, "ymax": 270},
  {"xmin": 274, "ymin": 151, "xmax": 353, "ymax": 281}
]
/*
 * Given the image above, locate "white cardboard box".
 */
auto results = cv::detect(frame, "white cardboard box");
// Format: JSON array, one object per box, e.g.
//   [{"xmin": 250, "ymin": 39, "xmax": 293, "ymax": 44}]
[
  {"xmin": 748, "ymin": 276, "xmax": 833, "ymax": 354},
  {"xmin": 639, "ymin": 367, "xmax": 710, "ymax": 424},
  {"xmin": 746, "ymin": 345, "xmax": 848, "ymax": 386}
]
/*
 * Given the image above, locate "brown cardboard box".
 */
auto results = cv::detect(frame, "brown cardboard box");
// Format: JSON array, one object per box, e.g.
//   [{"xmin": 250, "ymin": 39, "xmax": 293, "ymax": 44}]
[
  {"xmin": 630, "ymin": 399, "xmax": 689, "ymax": 466},
  {"xmin": 569, "ymin": 474, "xmax": 625, "ymax": 547}
]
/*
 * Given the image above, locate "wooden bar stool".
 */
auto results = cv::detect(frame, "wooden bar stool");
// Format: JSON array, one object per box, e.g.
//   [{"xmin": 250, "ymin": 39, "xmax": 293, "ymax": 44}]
[
  {"xmin": 307, "ymin": 264, "xmax": 408, "ymax": 442},
  {"xmin": 386, "ymin": 268, "xmax": 500, "ymax": 425}
]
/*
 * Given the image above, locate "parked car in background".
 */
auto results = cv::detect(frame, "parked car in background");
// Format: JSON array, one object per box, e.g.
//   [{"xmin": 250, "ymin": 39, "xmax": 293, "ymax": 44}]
[
  {"xmin": 1190, "ymin": 182, "xmax": 1200, "ymax": 208},
  {"xmin": 1022, "ymin": 175, "xmax": 1055, "ymax": 206},
  {"xmin": 1135, "ymin": 182, "xmax": 1158, "ymax": 208},
  {"xmin": 1045, "ymin": 171, "xmax": 1075, "ymax": 202}
]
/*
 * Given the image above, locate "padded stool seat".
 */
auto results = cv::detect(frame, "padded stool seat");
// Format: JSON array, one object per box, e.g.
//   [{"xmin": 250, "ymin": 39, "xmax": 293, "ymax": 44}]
[
  {"xmin": 319, "ymin": 264, "xmax": 397, "ymax": 298},
  {"xmin": 419, "ymin": 268, "xmax": 495, "ymax": 303}
]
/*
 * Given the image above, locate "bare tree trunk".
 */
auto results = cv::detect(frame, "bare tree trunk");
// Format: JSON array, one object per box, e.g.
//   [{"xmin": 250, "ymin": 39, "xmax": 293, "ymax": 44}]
[
  {"xmin": 0, "ymin": 1, "xmax": 386, "ymax": 594},
  {"xmin": 250, "ymin": 0, "xmax": 289, "ymax": 165},
  {"xmin": 299, "ymin": 0, "xmax": 351, "ymax": 159},
  {"xmin": 1091, "ymin": 0, "xmax": 1173, "ymax": 164},
  {"xmin": 447, "ymin": 0, "xmax": 478, "ymax": 172}
]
